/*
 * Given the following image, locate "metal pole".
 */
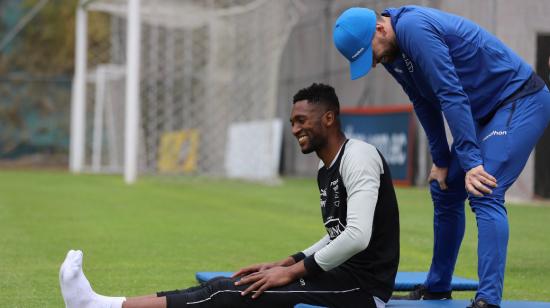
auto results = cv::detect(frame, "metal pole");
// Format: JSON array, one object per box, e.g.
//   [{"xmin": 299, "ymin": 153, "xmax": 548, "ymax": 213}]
[
  {"xmin": 92, "ymin": 67, "xmax": 106, "ymax": 172},
  {"xmin": 124, "ymin": 0, "xmax": 141, "ymax": 183},
  {"xmin": 70, "ymin": 3, "xmax": 88, "ymax": 173}
]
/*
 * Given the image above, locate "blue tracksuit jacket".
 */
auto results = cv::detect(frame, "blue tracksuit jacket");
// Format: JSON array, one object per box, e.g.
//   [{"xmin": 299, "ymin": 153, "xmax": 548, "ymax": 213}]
[{"xmin": 382, "ymin": 6, "xmax": 533, "ymax": 171}]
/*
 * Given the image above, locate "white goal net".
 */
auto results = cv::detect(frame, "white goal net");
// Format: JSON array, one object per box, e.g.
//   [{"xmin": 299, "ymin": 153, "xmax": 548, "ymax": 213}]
[{"xmin": 71, "ymin": 0, "xmax": 298, "ymax": 181}]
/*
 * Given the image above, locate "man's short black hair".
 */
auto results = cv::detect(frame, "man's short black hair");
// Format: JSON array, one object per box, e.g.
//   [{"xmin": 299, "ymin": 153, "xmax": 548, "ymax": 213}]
[{"xmin": 292, "ymin": 83, "xmax": 340, "ymax": 115}]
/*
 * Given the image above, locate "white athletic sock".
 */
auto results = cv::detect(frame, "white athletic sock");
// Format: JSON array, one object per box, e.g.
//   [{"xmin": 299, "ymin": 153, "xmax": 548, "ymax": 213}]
[{"xmin": 59, "ymin": 250, "xmax": 126, "ymax": 308}]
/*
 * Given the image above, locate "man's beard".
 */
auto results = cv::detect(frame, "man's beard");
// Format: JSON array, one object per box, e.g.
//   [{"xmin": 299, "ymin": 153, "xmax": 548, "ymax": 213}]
[
  {"xmin": 301, "ymin": 135, "xmax": 326, "ymax": 154},
  {"xmin": 386, "ymin": 40, "xmax": 400, "ymax": 62}
]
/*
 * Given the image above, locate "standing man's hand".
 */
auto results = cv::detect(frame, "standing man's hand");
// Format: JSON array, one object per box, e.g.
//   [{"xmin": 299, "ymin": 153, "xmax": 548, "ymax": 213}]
[
  {"xmin": 235, "ymin": 263, "xmax": 304, "ymax": 299},
  {"xmin": 465, "ymin": 165, "xmax": 497, "ymax": 197},
  {"xmin": 428, "ymin": 164, "xmax": 449, "ymax": 190}
]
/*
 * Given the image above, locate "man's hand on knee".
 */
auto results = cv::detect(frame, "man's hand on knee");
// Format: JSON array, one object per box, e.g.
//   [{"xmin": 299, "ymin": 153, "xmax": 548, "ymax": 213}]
[
  {"xmin": 236, "ymin": 266, "xmax": 295, "ymax": 298},
  {"xmin": 235, "ymin": 261, "xmax": 306, "ymax": 299},
  {"xmin": 428, "ymin": 164, "xmax": 449, "ymax": 190},
  {"xmin": 232, "ymin": 262, "xmax": 277, "ymax": 279},
  {"xmin": 465, "ymin": 165, "xmax": 497, "ymax": 197},
  {"xmin": 232, "ymin": 256, "xmax": 296, "ymax": 279}
]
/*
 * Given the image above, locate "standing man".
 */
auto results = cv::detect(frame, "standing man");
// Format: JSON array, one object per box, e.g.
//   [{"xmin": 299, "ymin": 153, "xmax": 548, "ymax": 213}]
[
  {"xmin": 59, "ymin": 83, "xmax": 400, "ymax": 308},
  {"xmin": 333, "ymin": 5, "xmax": 550, "ymax": 308}
]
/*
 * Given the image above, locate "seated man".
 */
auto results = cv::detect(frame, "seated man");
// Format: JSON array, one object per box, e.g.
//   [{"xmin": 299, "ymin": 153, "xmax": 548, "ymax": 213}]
[{"xmin": 59, "ymin": 83, "xmax": 400, "ymax": 308}]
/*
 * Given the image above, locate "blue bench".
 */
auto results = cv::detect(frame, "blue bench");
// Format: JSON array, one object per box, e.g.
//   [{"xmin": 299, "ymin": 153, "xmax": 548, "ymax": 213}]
[
  {"xmin": 195, "ymin": 271, "xmax": 479, "ymax": 291},
  {"xmin": 296, "ymin": 300, "xmax": 550, "ymax": 308}
]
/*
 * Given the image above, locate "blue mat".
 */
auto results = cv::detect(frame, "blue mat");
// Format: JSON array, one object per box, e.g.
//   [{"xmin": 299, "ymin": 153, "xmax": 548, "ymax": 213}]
[
  {"xmin": 195, "ymin": 271, "xmax": 478, "ymax": 291},
  {"xmin": 296, "ymin": 300, "xmax": 550, "ymax": 308}
]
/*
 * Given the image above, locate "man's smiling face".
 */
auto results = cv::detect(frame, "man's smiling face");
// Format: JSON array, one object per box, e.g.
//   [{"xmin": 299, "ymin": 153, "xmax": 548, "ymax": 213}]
[{"xmin": 290, "ymin": 100, "xmax": 328, "ymax": 154}]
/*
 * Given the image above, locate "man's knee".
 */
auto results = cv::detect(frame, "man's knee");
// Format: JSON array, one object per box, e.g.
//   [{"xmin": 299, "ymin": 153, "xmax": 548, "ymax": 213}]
[
  {"xmin": 167, "ymin": 278, "xmax": 246, "ymax": 308},
  {"xmin": 430, "ymin": 179, "xmax": 467, "ymax": 205},
  {"xmin": 469, "ymin": 195, "xmax": 507, "ymax": 217}
]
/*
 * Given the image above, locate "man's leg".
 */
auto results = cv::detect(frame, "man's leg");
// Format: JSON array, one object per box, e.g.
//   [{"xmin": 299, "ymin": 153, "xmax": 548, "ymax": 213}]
[
  {"xmin": 60, "ymin": 250, "xmax": 376, "ymax": 308},
  {"xmin": 425, "ymin": 147, "xmax": 468, "ymax": 294},
  {"xmin": 156, "ymin": 269, "xmax": 375, "ymax": 308},
  {"xmin": 393, "ymin": 146, "xmax": 467, "ymax": 300},
  {"xmin": 471, "ymin": 86, "xmax": 550, "ymax": 306}
]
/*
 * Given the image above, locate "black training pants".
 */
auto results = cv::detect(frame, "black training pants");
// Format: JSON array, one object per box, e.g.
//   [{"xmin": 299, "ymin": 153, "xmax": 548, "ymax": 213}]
[{"xmin": 157, "ymin": 268, "xmax": 376, "ymax": 308}]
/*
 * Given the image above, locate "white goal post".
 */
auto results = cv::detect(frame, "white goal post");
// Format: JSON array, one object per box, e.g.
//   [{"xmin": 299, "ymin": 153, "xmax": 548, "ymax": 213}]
[{"xmin": 70, "ymin": 0, "xmax": 299, "ymax": 183}]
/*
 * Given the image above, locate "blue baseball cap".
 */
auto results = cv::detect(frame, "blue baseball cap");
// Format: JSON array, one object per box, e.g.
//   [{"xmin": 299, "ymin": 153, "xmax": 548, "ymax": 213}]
[{"xmin": 333, "ymin": 7, "xmax": 376, "ymax": 80}]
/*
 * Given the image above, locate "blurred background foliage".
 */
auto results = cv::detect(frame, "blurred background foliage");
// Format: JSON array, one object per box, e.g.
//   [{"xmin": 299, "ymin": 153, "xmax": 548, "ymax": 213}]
[
  {"xmin": 0, "ymin": 0, "xmax": 111, "ymax": 74},
  {"xmin": 0, "ymin": 0, "xmax": 109, "ymax": 164}
]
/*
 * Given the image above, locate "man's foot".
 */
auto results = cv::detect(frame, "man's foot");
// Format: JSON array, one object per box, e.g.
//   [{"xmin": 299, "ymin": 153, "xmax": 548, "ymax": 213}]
[
  {"xmin": 391, "ymin": 284, "xmax": 452, "ymax": 300},
  {"xmin": 467, "ymin": 298, "xmax": 500, "ymax": 308},
  {"xmin": 59, "ymin": 250, "xmax": 125, "ymax": 308}
]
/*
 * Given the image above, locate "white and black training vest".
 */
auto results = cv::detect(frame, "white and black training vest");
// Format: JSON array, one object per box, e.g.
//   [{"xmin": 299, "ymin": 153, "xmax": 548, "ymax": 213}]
[{"xmin": 313, "ymin": 140, "xmax": 400, "ymax": 301}]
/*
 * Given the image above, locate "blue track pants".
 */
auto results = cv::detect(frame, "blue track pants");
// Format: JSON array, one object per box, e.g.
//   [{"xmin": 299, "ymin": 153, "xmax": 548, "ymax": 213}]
[{"xmin": 425, "ymin": 86, "xmax": 550, "ymax": 306}]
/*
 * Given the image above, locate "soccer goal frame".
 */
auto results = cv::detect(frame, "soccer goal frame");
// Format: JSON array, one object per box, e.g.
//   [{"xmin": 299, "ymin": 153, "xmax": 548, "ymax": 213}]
[{"xmin": 70, "ymin": 0, "xmax": 298, "ymax": 184}]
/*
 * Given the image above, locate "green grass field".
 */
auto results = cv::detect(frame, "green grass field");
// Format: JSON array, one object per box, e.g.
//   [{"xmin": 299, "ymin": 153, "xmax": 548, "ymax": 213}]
[{"xmin": 1, "ymin": 170, "xmax": 549, "ymax": 307}]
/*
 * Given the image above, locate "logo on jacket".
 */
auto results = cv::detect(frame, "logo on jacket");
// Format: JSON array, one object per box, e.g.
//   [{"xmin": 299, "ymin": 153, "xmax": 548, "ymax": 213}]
[
  {"xmin": 482, "ymin": 130, "xmax": 507, "ymax": 142},
  {"xmin": 402, "ymin": 53, "xmax": 414, "ymax": 73}
]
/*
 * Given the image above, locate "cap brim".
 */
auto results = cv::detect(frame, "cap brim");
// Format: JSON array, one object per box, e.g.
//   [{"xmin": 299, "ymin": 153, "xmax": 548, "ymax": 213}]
[{"xmin": 350, "ymin": 45, "xmax": 373, "ymax": 80}]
